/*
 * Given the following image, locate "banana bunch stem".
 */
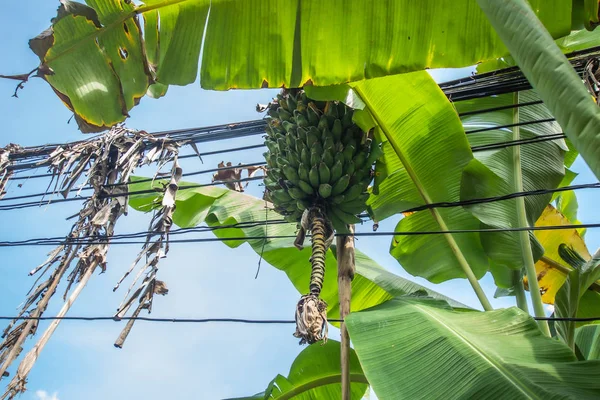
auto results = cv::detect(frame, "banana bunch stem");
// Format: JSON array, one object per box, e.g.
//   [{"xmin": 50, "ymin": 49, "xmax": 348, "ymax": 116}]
[{"xmin": 294, "ymin": 207, "xmax": 333, "ymax": 345}]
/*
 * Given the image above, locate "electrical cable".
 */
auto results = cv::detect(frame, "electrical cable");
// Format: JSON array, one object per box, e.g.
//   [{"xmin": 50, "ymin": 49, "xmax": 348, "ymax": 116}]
[
  {"xmin": 1, "ymin": 223, "xmax": 598, "ymax": 247},
  {"xmin": 8, "ymin": 142, "xmax": 267, "ymax": 182},
  {"xmin": 470, "ymin": 133, "xmax": 567, "ymax": 152},
  {"xmin": 7, "ymin": 45, "xmax": 599, "ymax": 176},
  {"xmin": 0, "ymin": 315, "xmax": 597, "ymax": 323},
  {"xmin": 0, "ymin": 161, "xmax": 267, "ymax": 202},
  {"xmin": 0, "ymin": 176, "xmax": 265, "ymax": 211},
  {"xmin": 1, "ymin": 131, "xmax": 573, "ymax": 203}
]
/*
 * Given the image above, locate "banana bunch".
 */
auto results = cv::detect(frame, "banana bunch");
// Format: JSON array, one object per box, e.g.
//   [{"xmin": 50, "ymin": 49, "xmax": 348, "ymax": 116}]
[{"xmin": 263, "ymin": 89, "xmax": 381, "ymax": 231}]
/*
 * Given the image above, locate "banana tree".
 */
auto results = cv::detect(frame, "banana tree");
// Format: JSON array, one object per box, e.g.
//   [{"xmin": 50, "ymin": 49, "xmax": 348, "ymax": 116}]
[
  {"xmin": 124, "ymin": 70, "xmax": 600, "ymax": 398},
  {"xmin": 3, "ymin": 0, "xmax": 600, "ymax": 398}
]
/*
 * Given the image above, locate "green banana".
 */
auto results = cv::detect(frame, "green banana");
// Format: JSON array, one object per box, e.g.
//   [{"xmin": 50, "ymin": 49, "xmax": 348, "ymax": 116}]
[
  {"xmin": 318, "ymin": 162, "xmax": 331, "ymax": 183},
  {"xmin": 307, "ymin": 106, "xmax": 319, "ymax": 125},
  {"xmin": 297, "ymin": 180, "xmax": 314, "ymax": 195},
  {"xmin": 330, "ymin": 206, "xmax": 362, "ymax": 224},
  {"xmin": 309, "ymin": 165, "xmax": 320, "ymax": 188},
  {"xmin": 310, "ymin": 149, "xmax": 321, "ymax": 168},
  {"xmin": 298, "ymin": 163, "xmax": 310, "ymax": 182},
  {"xmin": 342, "ymin": 184, "xmax": 363, "ymax": 202},
  {"xmin": 282, "ymin": 121, "xmax": 296, "ymax": 133},
  {"xmin": 318, "ymin": 115, "xmax": 329, "ymax": 131},
  {"xmin": 278, "ymin": 108, "xmax": 292, "ymax": 121},
  {"xmin": 288, "ymin": 187, "xmax": 307, "ymax": 200},
  {"xmin": 345, "ymin": 160, "xmax": 356, "ymax": 177},
  {"xmin": 343, "ymin": 145, "xmax": 355, "ymax": 163},
  {"xmin": 341, "ymin": 108, "xmax": 353, "ymax": 129},
  {"xmin": 331, "ymin": 174, "xmax": 350, "ymax": 196},
  {"xmin": 306, "ymin": 131, "xmax": 319, "ymax": 148},
  {"xmin": 318, "ymin": 184, "xmax": 332, "ymax": 198},
  {"xmin": 331, "ymin": 119, "xmax": 343, "ymax": 141},
  {"xmin": 295, "ymin": 112, "xmax": 309, "ymax": 128},
  {"xmin": 331, "ymin": 195, "xmax": 345, "ymax": 205},
  {"xmin": 329, "ymin": 160, "xmax": 343, "ymax": 183},
  {"xmin": 322, "ymin": 150, "xmax": 334, "ymax": 169},
  {"xmin": 296, "ymin": 199, "xmax": 311, "ymax": 211},
  {"xmin": 300, "ymin": 148, "xmax": 310, "ymax": 166},
  {"xmin": 282, "ymin": 165, "xmax": 300, "ymax": 184},
  {"xmin": 270, "ymin": 189, "xmax": 292, "ymax": 203}
]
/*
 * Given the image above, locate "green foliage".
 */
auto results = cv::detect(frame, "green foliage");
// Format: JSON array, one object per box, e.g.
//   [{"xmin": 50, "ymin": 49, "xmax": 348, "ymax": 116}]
[
  {"xmin": 576, "ymin": 325, "xmax": 600, "ymax": 360},
  {"xmin": 555, "ymin": 246, "xmax": 600, "ymax": 349},
  {"xmin": 346, "ymin": 296, "xmax": 600, "ymax": 399},
  {"xmin": 477, "ymin": 0, "xmax": 600, "ymax": 180},
  {"xmin": 456, "ymin": 91, "xmax": 568, "ymax": 288},
  {"xmin": 128, "ymin": 177, "xmax": 461, "ymax": 319},
  {"xmin": 23, "ymin": 0, "xmax": 575, "ymax": 131},
  {"xmin": 225, "ymin": 340, "xmax": 368, "ymax": 400},
  {"xmin": 351, "ymin": 72, "xmax": 489, "ymax": 285}
]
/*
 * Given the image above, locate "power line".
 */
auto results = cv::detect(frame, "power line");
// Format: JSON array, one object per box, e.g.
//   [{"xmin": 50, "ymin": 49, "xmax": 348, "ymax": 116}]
[
  {"xmin": 0, "ymin": 180, "xmax": 597, "ymax": 221},
  {"xmin": 6, "ymin": 44, "xmax": 599, "ymax": 171},
  {"xmin": 1, "ymin": 136, "xmax": 583, "ymax": 207},
  {"xmin": 0, "ymin": 161, "xmax": 267, "ymax": 202},
  {"xmin": 1, "ymin": 223, "xmax": 599, "ymax": 247},
  {"xmin": 8, "ymin": 142, "xmax": 266, "ymax": 182},
  {"xmin": 464, "ymin": 118, "xmax": 557, "ymax": 135},
  {"xmin": 0, "ymin": 315, "xmax": 597, "ymax": 323},
  {"xmin": 0, "ymin": 176, "xmax": 265, "ymax": 211},
  {"xmin": 458, "ymin": 100, "xmax": 544, "ymax": 116},
  {"xmin": 470, "ymin": 133, "xmax": 566, "ymax": 152}
]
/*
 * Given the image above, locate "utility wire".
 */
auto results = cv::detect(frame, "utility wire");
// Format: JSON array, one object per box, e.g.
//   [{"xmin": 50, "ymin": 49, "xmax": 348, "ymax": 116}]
[
  {"xmin": 0, "ymin": 315, "xmax": 597, "ymax": 323},
  {"xmin": 3, "ymin": 180, "xmax": 600, "ymax": 246},
  {"xmin": 1, "ymin": 223, "xmax": 599, "ymax": 247},
  {"xmin": 0, "ymin": 176, "xmax": 265, "ymax": 211},
  {"xmin": 1, "ymin": 131, "xmax": 571, "ymax": 203},
  {"xmin": 464, "ymin": 118, "xmax": 557, "ymax": 134},
  {"xmin": 0, "ymin": 161, "xmax": 267, "ymax": 202},
  {"xmin": 6, "ymin": 44, "xmax": 600, "ymax": 171},
  {"xmin": 8, "ymin": 142, "xmax": 266, "ymax": 182},
  {"xmin": 0, "ymin": 180, "xmax": 597, "ymax": 217},
  {"xmin": 470, "ymin": 133, "xmax": 567, "ymax": 152}
]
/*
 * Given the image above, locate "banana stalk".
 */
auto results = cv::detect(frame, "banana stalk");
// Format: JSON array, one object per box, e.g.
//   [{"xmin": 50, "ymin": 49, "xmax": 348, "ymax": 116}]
[{"xmin": 293, "ymin": 207, "xmax": 334, "ymax": 345}]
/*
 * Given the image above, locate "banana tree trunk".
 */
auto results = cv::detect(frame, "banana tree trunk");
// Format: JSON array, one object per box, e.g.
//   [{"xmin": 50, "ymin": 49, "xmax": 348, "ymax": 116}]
[{"xmin": 336, "ymin": 224, "xmax": 355, "ymax": 400}]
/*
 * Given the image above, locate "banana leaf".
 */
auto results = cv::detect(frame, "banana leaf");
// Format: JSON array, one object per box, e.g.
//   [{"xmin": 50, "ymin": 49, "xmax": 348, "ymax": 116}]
[
  {"xmin": 477, "ymin": 27, "xmax": 600, "ymax": 73},
  {"xmin": 346, "ymin": 296, "xmax": 600, "ymax": 399},
  {"xmin": 530, "ymin": 205, "xmax": 592, "ymax": 304},
  {"xmin": 15, "ymin": 0, "xmax": 574, "ymax": 131},
  {"xmin": 225, "ymin": 340, "xmax": 368, "ymax": 400},
  {"xmin": 349, "ymin": 72, "xmax": 490, "ymax": 286},
  {"xmin": 477, "ymin": 0, "xmax": 600, "ymax": 180},
  {"xmin": 576, "ymin": 325, "xmax": 600, "ymax": 360},
  {"xmin": 128, "ymin": 177, "xmax": 465, "ymax": 319},
  {"xmin": 555, "ymin": 246, "xmax": 600, "ymax": 349},
  {"xmin": 456, "ymin": 91, "xmax": 568, "ymax": 288}
]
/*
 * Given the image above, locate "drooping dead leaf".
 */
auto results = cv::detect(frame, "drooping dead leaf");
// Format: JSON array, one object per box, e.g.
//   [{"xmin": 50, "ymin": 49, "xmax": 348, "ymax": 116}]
[
  {"xmin": 0, "ymin": 127, "xmax": 184, "ymax": 399},
  {"xmin": 211, "ymin": 161, "xmax": 264, "ymax": 192}
]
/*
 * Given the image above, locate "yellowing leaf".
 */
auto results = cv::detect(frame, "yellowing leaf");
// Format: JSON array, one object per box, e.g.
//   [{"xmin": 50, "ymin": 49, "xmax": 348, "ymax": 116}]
[{"xmin": 524, "ymin": 205, "xmax": 591, "ymax": 304}]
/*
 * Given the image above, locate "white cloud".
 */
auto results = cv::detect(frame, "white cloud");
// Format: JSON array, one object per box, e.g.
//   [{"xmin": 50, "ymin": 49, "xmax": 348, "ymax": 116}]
[
  {"xmin": 35, "ymin": 390, "xmax": 59, "ymax": 400},
  {"xmin": 546, "ymin": 304, "xmax": 555, "ymax": 314}
]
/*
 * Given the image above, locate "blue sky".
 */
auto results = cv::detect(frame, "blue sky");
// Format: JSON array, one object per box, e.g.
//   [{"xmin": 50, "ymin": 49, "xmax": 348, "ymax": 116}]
[{"xmin": 0, "ymin": 2, "xmax": 599, "ymax": 400}]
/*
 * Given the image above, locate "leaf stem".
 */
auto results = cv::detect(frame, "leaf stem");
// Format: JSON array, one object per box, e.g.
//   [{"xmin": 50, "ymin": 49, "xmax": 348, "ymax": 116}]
[
  {"xmin": 278, "ymin": 373, "xmax": 369, "ymax": 400},
  {"xmin": 513, "ymin": 269, "xmax": 529, "ymax": 313},
  {"xmin": 512, "ymin": 92, "xmax": 550, "ymax": 336}
]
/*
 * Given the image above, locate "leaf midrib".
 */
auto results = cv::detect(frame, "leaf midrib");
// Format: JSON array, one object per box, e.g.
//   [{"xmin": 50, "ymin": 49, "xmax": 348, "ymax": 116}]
[
  {"xmin": 413, "ymin": 303, "xmax": 539, "ymax": 400},
  {"xmin": 353, "ymin": 84, "xmax": 492, "ymax": 310}
]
